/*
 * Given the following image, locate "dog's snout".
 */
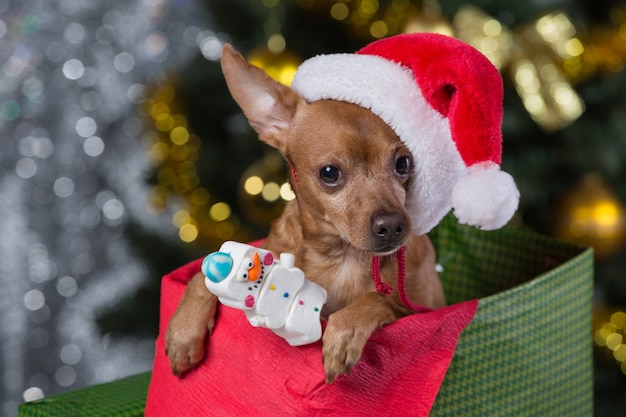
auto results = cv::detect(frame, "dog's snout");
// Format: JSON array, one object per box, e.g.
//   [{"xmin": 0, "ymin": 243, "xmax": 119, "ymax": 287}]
[{"xmin": 371, "ymin": 212, "xmax": 407, "ymax": 248}]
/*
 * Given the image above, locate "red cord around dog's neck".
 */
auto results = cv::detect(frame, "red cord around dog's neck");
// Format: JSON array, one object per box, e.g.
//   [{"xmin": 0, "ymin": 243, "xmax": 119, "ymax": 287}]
[{"xmin": 371, "ymin": 246, "xmax": 432, "ymax": 313}]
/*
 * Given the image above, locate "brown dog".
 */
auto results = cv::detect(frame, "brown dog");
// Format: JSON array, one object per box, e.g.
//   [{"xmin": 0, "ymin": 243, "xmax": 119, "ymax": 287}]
[{"xmin": 165, "ymin": 43, "xmax": 446, "ymax": 384}]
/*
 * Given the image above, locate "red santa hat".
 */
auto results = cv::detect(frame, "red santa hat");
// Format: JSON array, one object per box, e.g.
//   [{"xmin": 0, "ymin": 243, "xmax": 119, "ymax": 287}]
[{"xmin": 291, "ymin": 33, "xmax": 519, "ymax": 235}]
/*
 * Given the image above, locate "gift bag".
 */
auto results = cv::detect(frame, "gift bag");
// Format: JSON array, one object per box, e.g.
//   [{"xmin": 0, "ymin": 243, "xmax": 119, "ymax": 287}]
[
  {"xmin": 428, "ymin": 214, "xmax": 593, "ymax": 416},
  {"xmin": 18, "ymin": 373, "xmax": 150, "ymax": 417},
  {"xmin": 145, "ymin": 214, "xmax": 593, "ymax": 417}
]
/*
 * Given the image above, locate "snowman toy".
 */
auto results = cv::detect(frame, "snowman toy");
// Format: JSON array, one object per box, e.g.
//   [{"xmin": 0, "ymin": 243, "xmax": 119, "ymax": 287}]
[{"xmin": 201, "ymin": 241, "xmax": 327, "ymax": 346}]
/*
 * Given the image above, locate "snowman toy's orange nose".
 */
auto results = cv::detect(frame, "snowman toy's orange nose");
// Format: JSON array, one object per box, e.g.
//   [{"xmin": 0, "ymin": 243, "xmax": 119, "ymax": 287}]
[{"xmin": 247, "ymin": 251, "xmax": 262, "ymax": 281}]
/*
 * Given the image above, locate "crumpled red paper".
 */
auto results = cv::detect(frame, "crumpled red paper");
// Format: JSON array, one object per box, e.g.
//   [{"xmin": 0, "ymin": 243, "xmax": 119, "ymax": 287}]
[{"xmin": 146, "ymin": 258, "xmax": 477, "ymax": 417}]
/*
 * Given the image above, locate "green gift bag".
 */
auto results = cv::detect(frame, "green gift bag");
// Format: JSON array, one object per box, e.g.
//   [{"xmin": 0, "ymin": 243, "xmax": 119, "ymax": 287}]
[
  {"xmin": 19, "ymin": 215, "xmax": 593, "ymax": 416},
  {"xmin": 18, "ymin": 372, "xmax": 150, "ymax": 417},
  {"xmin": 429, "ymin": 214, "xmax": 594, "ymax": 416}
]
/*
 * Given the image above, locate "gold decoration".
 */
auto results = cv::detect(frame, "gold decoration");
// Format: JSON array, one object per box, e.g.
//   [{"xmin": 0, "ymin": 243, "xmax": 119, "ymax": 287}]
[
  {"xmin": 453, "ymin": 4, "xmax": 626, "ymax": 87},
  {"xmin": 238, "ymin": 151, "xmax": 294, "ymax": 226},
  {"xmin": 141, "ymin": 81, "xmax": 251, "ymax": 247},
  {"xmin": 401, "ymin": 0, "xmax": 453, "ymax": 36},
  {"xmin": 453, "ymin": 6, "xmax": 584, "ymax": 132},
  {"xmin": 553, "ymin": 173, "xmax": 626, "ymax": 258},
  {"xmin": 141, "ymin": 0, "xmax": 301, "ymax": 246},
  {"xmin": 564, "ymin": 6, "xmax": 626, "ymax": 83},
  {"xmin": 311, "ymin": 0, "xmax": 424, "ymax": 39},
  {"xmin": 300, "ymin": 1, "xmax": 626, "ymax": 132},
  {"xmin": 248, "ymin": 44, "xmax": 302, "ymax": 86},
  {"xmin": 251, "ymin": 0, "xmax": 302, "ymax": 86}
]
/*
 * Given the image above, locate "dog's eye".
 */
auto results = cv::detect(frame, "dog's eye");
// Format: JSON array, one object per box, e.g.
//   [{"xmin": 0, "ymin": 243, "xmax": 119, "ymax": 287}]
[
  {"xmin": 395, "ymin": 155, "xmax": 412, "ymax": 177},
  {"xmin": 319, "ymin": 165, "xmax": 341, "ymax": 185}
]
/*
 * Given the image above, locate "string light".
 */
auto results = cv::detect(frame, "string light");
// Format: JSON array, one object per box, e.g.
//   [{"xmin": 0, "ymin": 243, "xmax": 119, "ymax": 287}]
[
  {"xmin": 139, "ymin": 0, "xmax": 308, "ymax": 246},
  {"xmin": 142, "ymin": 81, "xmax": 298, "ymax": 245},
  {"xmin": 595, "ymin": 309, "xmax": 626, "ymax": 374},
  {"xmin": 142, "ymin": 83, "xmax": 241, "ymax": 245}
]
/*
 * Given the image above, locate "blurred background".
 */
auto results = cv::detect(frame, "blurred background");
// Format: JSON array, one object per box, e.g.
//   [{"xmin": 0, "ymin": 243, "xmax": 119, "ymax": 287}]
[{"xmin": 2, "ymin": 0, "xmax": 626, "ymax": 415}]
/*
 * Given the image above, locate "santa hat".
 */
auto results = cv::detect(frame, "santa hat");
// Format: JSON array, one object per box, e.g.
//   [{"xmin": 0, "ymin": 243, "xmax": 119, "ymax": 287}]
[{"xmin": 291, "ymin": 33, "xmax": 519, "ymax": 235}]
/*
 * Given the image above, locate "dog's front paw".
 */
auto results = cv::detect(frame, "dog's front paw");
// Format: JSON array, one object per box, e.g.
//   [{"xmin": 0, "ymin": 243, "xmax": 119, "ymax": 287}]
[
  {"xmin": 165, "ymin": 274, "xmax": 219, "ymax": 376},
  {"xmin": 322, "ymin": 312, "xmax": 372, "ymax": 384},
  {"xmin": 165, "ymin": 313, "xmax": 211, "ymax": 376}
]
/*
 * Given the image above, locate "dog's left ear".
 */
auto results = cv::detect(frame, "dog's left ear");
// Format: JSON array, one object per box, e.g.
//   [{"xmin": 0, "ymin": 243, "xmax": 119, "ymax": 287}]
[{"xmin": 220, "ymin": 43, "xmax": 304, "ymax": 154}]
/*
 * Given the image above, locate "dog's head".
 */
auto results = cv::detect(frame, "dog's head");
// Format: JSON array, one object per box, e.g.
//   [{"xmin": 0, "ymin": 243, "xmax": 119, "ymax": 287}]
[{"xmin": 220, "ymin": 44, "xmax": 412, "ymax": 255}]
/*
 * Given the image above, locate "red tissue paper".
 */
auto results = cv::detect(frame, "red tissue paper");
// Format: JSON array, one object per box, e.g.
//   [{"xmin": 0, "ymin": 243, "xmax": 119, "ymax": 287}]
[{"xmin": 146, "ymin": 258, "xmax": 477, "ymax": 417}]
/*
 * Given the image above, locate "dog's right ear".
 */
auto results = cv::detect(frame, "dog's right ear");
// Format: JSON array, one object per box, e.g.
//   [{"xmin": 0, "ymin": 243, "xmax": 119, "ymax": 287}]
[{"xmin": 220, "ymin": 43, "xmax": 303, "ymax": 154}]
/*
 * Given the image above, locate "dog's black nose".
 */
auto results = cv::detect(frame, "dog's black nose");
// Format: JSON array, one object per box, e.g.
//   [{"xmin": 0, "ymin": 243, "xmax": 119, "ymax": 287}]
[{"xmin": 371, "ymin": 212, "xmax": 407, "ymax": 247}]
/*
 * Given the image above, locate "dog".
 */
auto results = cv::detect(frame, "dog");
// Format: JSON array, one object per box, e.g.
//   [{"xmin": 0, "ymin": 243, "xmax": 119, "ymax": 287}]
[{"xmin": 165, "ymin": 43, "xmax": 446, "ymax": 384}]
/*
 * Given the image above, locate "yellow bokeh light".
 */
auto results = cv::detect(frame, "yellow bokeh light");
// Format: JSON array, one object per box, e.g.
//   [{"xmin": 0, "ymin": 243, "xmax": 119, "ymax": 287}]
[
  {"xmin": 479, "ymin": 37, "xmax": 499, "ymax": 54},
  {"xmin": 360, "ymin": 0, "xmax": 379, "ymax": 15},
  {"xmin": 149, "ymin": 142, "xmax": 169, "ymax": 162},
  {"xmin": 523, "ymin": 94, "xmax": 545, "ymax": 114},
  {"xmin": 262, "ymin": 182, "xmax": 281, "ymax": 202},
  {"xmin": 155, "ymin": 113, "xmax": 175, "ymax": 131},
  {"xmin": 244, "ymin": 176, "xmax": 264, "ymax": 195},
  {"xmin": 540, "ymin": 63, "xmax": 559, "ymax": 82},
  {"xmin": 595, "ymin": 309, "xmax": 626, "ymax": 375},
  {"xmin": 170, "ymin": 126, "xmax": 190, "ymax": 145},
  {"xmin": 594, "ymin": 201, "xmax": 620, "ymax": 227},
  {"xmin": 172, "ymin": 210, "xmax": 191, "ymax": 227},
  {"xmin": 595, "ymin": 326, "xmax": 611, "ymax": 346},
  {"xmin": 280, "ymin": 182, "xmax": 295, "ymax": 201},
  {"xmin": 150, "ymin": 102, "xmax": 170, "ymax": 119},
  {"xmin": 330, "ymin": 3, "xmax": 349, "ymax": 21},
  {"xmin": 268, "ymin": 34, "xmax": 286, "ymax": 54},
  {"xmin": 277, "ymin": 67, "xmax": 298, "ymax": 86},
  {"xmin": 614, "ymin": 344, "xmax": 626, "ymax": 362},
  {"xmin": 210, "ymin": 202, "xmax": 231, "ymax": 221},
  {"xmin": 611, "ymin": 311, "xmax": 626, "ymax": 330},
  {"xmin": 179, "ymin": 223, "xmax": 198, "ymax": 242},
  {"xmin": 514, "ymin": 61, "xmax": 537, "ymax": 88},
  {"xmin": 247, "ymin": 47, "xmax": 302, "ymax": 86},
  {"xmin": 606, "ymin": 332, "xmax": 623, "ymax": 350},
  {"xmin": 482, "ymin": 19, "xmax": 502, "ymax": 37},
  {"xmin": 565, "ymin": 38, "xmax": 584, "ymax": 57},
  {"xmin": 370, "ymin": 20, "xmax": 388, "ymax": 38}
]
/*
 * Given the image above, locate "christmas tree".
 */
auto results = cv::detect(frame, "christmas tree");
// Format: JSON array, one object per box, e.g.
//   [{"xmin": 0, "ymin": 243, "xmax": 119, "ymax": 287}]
[
  {"xmin": 149, "ymin": 1, "xmax": 626, "ymax": 415},
  {"xmin": 3, "ymin": 0, "xmax": 626, "ymax": 415}
]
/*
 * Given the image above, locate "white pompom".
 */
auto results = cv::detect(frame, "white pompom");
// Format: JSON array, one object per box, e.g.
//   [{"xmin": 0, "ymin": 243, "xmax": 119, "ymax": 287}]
[{"xmin": 451, "ymin": 162, "xmax": 520, "ymax": 230}]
